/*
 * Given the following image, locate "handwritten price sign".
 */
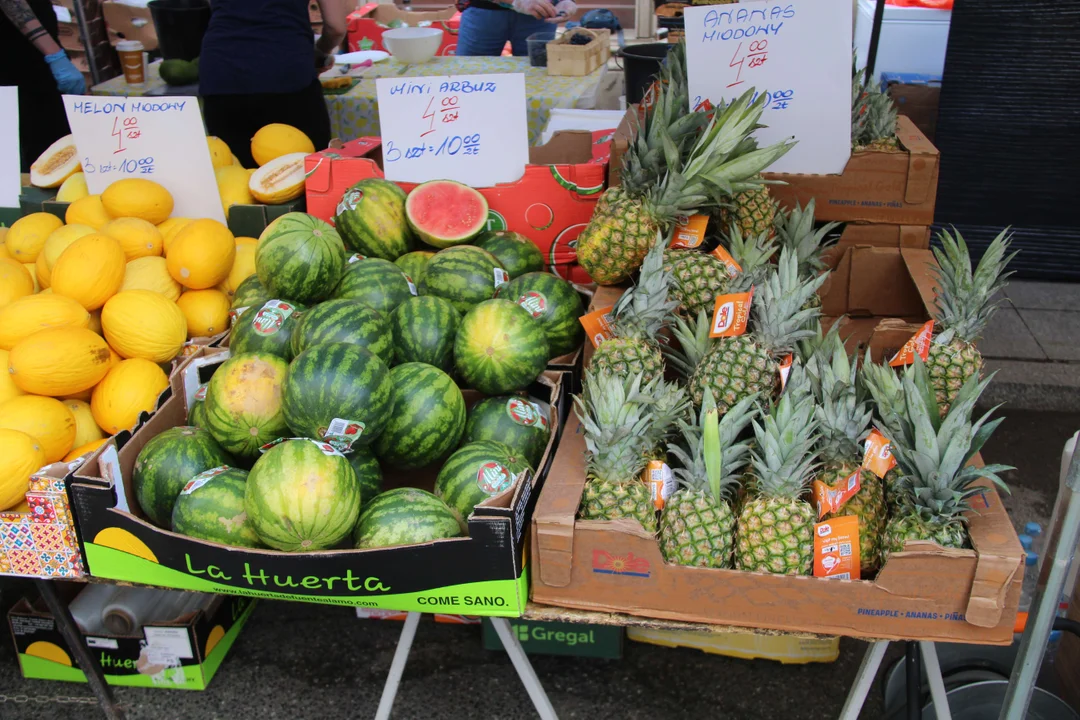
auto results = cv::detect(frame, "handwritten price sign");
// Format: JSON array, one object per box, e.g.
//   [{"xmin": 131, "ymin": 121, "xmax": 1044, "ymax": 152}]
[
  {"xmin": 684, "ymin": 0, "xmax": 852, "ymax": 174},
  {"xmin": 62, "ymin": 96, "xmax": 224, "ymax": 223},
  {"xmin": 0, "ymin": 87, "xmax": 19, "ymax": 209},
  {"xmin": 376, "ymin": 74, "xmax": 529, "ymax": 187}
]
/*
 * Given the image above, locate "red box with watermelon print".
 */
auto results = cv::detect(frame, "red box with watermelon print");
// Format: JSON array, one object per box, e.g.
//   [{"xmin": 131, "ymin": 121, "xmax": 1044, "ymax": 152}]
[
  {"xmin": 347, "ymin": 4, "xmax": 462, "ymax": 56},
  {"xmin": 304, "ymin": 131, "xmax": 610, "ymax": 284}
]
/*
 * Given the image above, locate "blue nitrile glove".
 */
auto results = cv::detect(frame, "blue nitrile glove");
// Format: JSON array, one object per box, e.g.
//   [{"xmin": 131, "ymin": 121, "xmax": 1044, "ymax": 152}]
[{"xmin": 45, "ymin": 50, "xmax": 87, "ymax": 94}]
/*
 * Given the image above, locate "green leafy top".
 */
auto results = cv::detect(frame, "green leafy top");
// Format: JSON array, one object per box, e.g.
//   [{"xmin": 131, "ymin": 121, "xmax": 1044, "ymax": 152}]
[
  {"xmin": 668, "ymin": 391, "xmax": 758, "ymax": 502},
  {"xmin": 749, "ymin": 386, "xmax": 819, "ymax": 498},
  {"xmin": 773, "ymin": 199, "xmax": 839, "ymax": 280},
  {"xmin": 752, "ymin": 248, "xmax": 826, "ymax": 357},
  {"xmin": 610, "ymin": 232, "xmax": 679, "ymax": 342},
  {"xmin": 931, "ymin": 228, "xmax": 1016, "ymax": 345}
]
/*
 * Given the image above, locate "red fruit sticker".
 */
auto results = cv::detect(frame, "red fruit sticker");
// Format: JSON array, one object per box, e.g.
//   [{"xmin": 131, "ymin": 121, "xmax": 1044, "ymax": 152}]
[
  {"xmin": 308, "ymin": 439, "xmax": 345, "ymax": 457},
  {"xmin": 516, "ymin": 291, "xmax": 548, "ymax": 319},
  {"xmin": 580, "ymin": 305, "xmax": 615, "ymax": 348},
  {"xmin": 181, "ymin": 466, "xmax": 230, "ymax": 495},
  {"xmin": 506, "ymin": 397, "xmax": 544, "ymax": 427},
  {"xmin": 709, "ymin": 289, "xmax": 753, "ymax": 338},
  {"xmin": 863, "ymin": 429, "xmax": 897, "ymax": 478},
  {"xmin": 403, "ymin": 274, "xmax": 418, "ymax": 296},
  {"xmin": 642, "ymin": 459, "xmax": 675, "ymax": 510},
  {"xmin": 320, "ymin": 418, "xmax": 366, "ymax": 452},
  {"xmin": 258, "ymin": 437, "xmax": 300, "ymax": 453},
  {"xmin": 193, "ymin": 384, "xmax": 208, "ymax": 401},
  {"xmin": 670, "ymin": 214, "xmax": 709, "ymax": 249},
  {"xmin": 889, "ymin": 319, "xmax": 935, "ymax": 367},
  {"xmin": 778, "ymin": 353, "xmax": 793, "ymax": 390},
  {"xmin": 493, "ymin": 267, "xmax": 509, "ymax": 288},
  {"xmin": 710, "ymin": 244, "xmax": 743, "ymax": 278},
  {"xmin": 336, "ymin": 188, "xmax": 363, "ymax": 216},
  {"xmin": 251, "ymin": 300, "xmax": 296, "ymax": 337},
  {"xmin": 476, "ymin": 461, "xmax": 514, "ymax": 496},
  {"xmin": 812, "ymin": 469, "xmax": 862, "ymax": 519},
  {"xmin": 347, "ymin": 253, "xmax": 366, "ymax": 264},
  {"xmin": 813, "ymin": 516, "xmax": 861, "ymax": 580}
]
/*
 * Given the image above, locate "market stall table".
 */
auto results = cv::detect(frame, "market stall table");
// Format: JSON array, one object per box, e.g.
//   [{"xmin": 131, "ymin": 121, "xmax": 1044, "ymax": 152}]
[{"xmin": 91, "ymin": 61, "xmax": 175, "ymax": 97}]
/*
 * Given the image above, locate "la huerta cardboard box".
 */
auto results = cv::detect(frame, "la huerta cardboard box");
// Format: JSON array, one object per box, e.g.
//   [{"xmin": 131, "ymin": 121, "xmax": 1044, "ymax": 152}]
[
  {"xmin": 70, "ymin": 352, "xmax": 569, "ymax": 615},
  {"xmin": 531, "ymin": 413, "xmax": 1023, "ymax": 644},
  {"xmin": 8, "ymin": 587, "xmax": 254, "ymax": 689},
  {"xmin": 304, "ymin": 133, "xmax": 607, "ymax": 284},
  {"xmin": 346, "ymin": 3, "xmax": 461, "ymax": 56},
  {"xmin": 482, "ymin": 617, "xmax": 623, "ymax": 658}
]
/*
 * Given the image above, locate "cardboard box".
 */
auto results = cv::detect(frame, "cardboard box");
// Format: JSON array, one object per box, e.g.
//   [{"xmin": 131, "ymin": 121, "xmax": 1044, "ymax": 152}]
[
  {"xmin": 882, "ymin": 73, "xmax": 940, "ymax": 143},
  {"xmin": 70, "ymin": 352, "xmax": 569, "ymax": 615},
  {"xmin": 0, "ymin": 463, "xmax": 86, "ymax": 578},
  {"xmin": 18, "ymin": 186, "xmax": 57, "ymax": 218},
  {"xmin": 836, "ymin": 223, "xmax": 931, "ymax": 251},
  {"xmin": 347, "ymin": 3, "xmax": 461, "ymax": 56},
  {"xmin": 627, "ymin": 627, "xmax": 839, "ymax": 664},
  {"xmin": 546, "ymin": 29, "xmax": 611, "ymax": 77},
  {"xmin": 304, "ymin": 134, "xmax": 608, "ymax": 283},
  {"xmin": 227, "ymin": 196, "xmax": 307, "ymax": 240},
  {"xmin": 531, "ymin": 413, "xmax": 1023, "ymax": 644},
  {"xmin": 482, "ymin": 617, "xmax": 623, "ymax": 658},
  {"xmin": 9, "ymin": 587, "xmax": 253, "ymax": 689}
]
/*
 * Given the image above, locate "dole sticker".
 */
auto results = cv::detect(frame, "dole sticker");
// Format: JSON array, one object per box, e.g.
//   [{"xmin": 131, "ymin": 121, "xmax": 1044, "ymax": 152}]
[
  {"xmin": 580, "ymin": 305, "xmax": 616, "ymax": 348},
  {"xmin": 709, "ymin": 289, "xmax": 753, "ymax": 338},
  {"xmin": 670, "ymin": 214, "xmax": 708, "ymax": 249},
  {"xmin": 181, "ymin": 466, "xmax": 230, "ymax": 495},
  {"xmin": 476, "ymin": 461, "xmax": 513, "ymax": 495},
  {"xmin": 710, "ymin": 244, "xmax": 742, "ymax": 279},
  {"xmin": 251, "ymin": 300, "xmax": 296, "ymax": 337},
  {"xmin": 889, "ymin": 320, "xmax": 935, "ymax": 367},
  {"xmin": 863, "ymin": 429, "xmax": 897, "ymax": 477},
  {"xmin": 517, "ymin": 291, "xmax": 548, "ymax": 319}
]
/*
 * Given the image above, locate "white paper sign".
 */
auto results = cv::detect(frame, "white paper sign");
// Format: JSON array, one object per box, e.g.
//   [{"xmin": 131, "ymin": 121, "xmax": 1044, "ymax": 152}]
[
  {"xmin": 684, "ymin": 0, "xmax": 852, "ymax": 175},
  {"xmin": 62, "ymin": 95, "xmax": 225, "ymax": 223},
  {"xmin": 143, "ymin": 626, "xmax": 193, "ymax": 659},
  {"xmin": 0, "ymin": 87, "xmax": 19, "ymax": 209},
  {"xmin": 375, "ymin": 74, "xmax": 529, "ymax": 187}
]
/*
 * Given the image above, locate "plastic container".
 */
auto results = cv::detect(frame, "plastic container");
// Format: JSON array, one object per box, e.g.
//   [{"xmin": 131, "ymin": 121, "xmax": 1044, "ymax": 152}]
[
  {"xmin": 527, "ymin": 32, "xmax": 549, "ymax": 68},
  {"xmin": 854, "ymin": 0, "xmax": 951, "ymax": 81},
  {"xmin": 621, "ymin": 42, "xmax": 671, "ymax": 105},
  {"xmin": 148, "ymin": 0, "xmax": 210, "ymax": 61}
]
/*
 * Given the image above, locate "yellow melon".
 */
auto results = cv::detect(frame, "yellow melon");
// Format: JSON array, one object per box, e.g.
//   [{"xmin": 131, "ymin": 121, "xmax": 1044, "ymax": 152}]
[
  {"xmin": 41, "ymin": 224, "xmax": 96, "ymax": 275},
  {"xmin": 101, "ymin": 178, "xmax": 174, "ymax": 225},
  {"xmin": 65, "ymin": 194, "xmax": 112, "ymax": 230},
  {"xmin": 0, "ymin": 258, "xmax": 35, "ymax": 308},
  {"xmin": 101, "ymin": 289, "xmax": 187, "ymax": 362},
  {"xmin": 5, "ymin": 213, "xmax": 64, "ymax": 263},
  {"xmin": 249, "ymin": 152, "xmax": 307, "ymax": 204},
  {"xmin": 56, "ymin": 171, "xmax": 89, "ymax": 203},
  {"xmin": 158, "ymin": 217, "xmax": 193, "ymax": 255},
  {"xmin": 120, "ymin": 256, "xmax": 183, "ymax": 302},
  {"xmin": 87, "ymin": 309, "xmax": 102, "ymax": 334},
  {"xmin": 0, "ymin": 238, "xmax": 10, "ymax": 260},
  {"xmin": 221, "ymin": 242, "xmax": 256, "ymax": 297},
  {"xmin": 8, "ymin": 326, "xmax": 112, "ymax": 396},
  {"xmin": 0, "ymin": 395, "xmax": 77, "ymax": 463},
  {"xmin": 29, "ymin": 135, "xmax": 80, "ymax": 189},
  {"xmin": 101, "ymin": 217, "xmax": 164, "ymax": 261},
  {"xmin": 50, "ymin": 233, "xmax": 126, "ymax": 310},
  {"xmin": 91, "ymin": 358, "xmax": 169, "ymax": 435},
  {"xmin": 0, "ymin": 429, "xmax": 46, "ymax": 510},
  {"xmin": 0, "ymin": 293, "xmax": 91, "ymax": 350},
  {"xmin": 23, "ymin": 263, "xmax": 40, "ymax": 293},
  {"xmin": 63, "ymin": 398, "xmax": 106, "ymax": 448},
  {"xmin": 250, "ymin": 123, "xmax": 314, "ymax": 167},
  {"xmin": 35, "ymin": 252, "xmax": 51, "ymax": 288},
  {"xmin": 235, "ymin": 236, "xmax": 258, "ymax": 247},
  {"xmin": 176, "ymin": 289, "xmax": 230, "ymax": 339},
  {"xmin": 166, "ymin": 219, "xmax": 235, "ymax": 289},
  {"xmin": 207, "ymin": 136, "xmax": 233, "ymax": 169},
  {"xmin": 216, "ymin": 164, "xmax": 255, "ymax": 218},
  {"xmin": 64, "ymin": 438, "xmax": 108, "ymax": 463},
  {"xmin": 0, "ymin": 349, "xmax": 25, "ymax": 404}
]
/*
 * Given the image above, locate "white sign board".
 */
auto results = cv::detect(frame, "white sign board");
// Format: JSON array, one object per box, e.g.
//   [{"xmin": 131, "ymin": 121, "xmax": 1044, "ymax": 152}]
[
  {"xmin": 0, "ymin": 87, "xmax": 20, "ymax": 209},
  {"xmin": 63, "ymin": 96, "xmax": 225, "ymax": 223},
  {"xmin": 684, "ymin": 0, "xmax": 852, "ymax": 175},
  {"xmin": 375, "ymin": 74, "xmax": 529, "ymax": 187}
]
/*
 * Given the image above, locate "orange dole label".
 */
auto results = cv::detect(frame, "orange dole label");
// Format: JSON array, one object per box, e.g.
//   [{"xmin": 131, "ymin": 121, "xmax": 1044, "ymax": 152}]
[
  {"xmin": 642, "ymin": 459, "xmax": 675, "ymax": 510},
  {"xmin": 889, "ymin": 319, "xmax": 935, "ymax": 367},
  {"xmin": 812, "ymin": 468, "xmax": 863, "ymax": 519},
  {"xmin": 814, "ymin": 515, "xmax": 861, "ymax": 580},
  {"xmin": 580, "ymin": 305, "xmax": 616, "ymax": 348},
  {"xmin": 778, "ymin": 353, "xmax": 793, "ymax": 391},
  {"xmin": 709, "ymin": 289, "xmax": 753, "ymax": 339},
  {"xmin": 709, "ymin": 244, "xmax": 743, "ymax": 278},
  {"xmin": 669, "ymin": 214, "xmax": 709, "ymax": 249},
  {"xmin": 863, "ymin": 428, "xmax": 897, "ymax": 478}
]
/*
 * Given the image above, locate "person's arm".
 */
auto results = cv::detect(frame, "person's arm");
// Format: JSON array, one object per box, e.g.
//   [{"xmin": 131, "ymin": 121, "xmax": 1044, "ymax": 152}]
[
  {"xmin": 1, "ymin": 0, "xmax": 86, "ymax": 92},
  {"xmin": 314, "ymin": 0, "xmax": 347, "ymax": 56}
]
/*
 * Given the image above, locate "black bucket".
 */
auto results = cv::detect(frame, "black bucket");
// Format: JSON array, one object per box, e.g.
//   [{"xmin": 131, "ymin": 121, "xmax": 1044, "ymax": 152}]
[
  {"xmin": 622, "ymin": 43, "xmax": 672, "ymax": 105},
  {"xmin": 149, "ymin": 0, "xmax": 211, "ymax": 61}
]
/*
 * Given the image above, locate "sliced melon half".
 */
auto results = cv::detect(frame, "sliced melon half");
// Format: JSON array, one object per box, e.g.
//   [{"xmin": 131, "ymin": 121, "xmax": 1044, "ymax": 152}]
[
  {"xmin": 248, "ymin": 152, "xmax": 307, "ymax": 204},
  {"xmin": 405, "ymin": 180, "xmax": 489, "ymax": 249},
  {"xmin": 30, "ymin": 135, "xmax": 81, "ymax": 189}
]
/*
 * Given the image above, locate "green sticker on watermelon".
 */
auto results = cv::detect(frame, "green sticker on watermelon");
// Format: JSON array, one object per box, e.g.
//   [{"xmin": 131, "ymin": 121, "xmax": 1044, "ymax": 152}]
[
  {"xmin": 476, "ymin": 461, "xmax": 514, "ymax": 496},
  {"xmin": 180, "ymin": 465, "xmax": 231, "ymax": 495}
]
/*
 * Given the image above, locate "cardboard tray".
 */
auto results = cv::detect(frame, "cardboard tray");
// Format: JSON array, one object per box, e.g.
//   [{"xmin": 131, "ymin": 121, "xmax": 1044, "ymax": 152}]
[{"xmin": 69, "ymin": 353, "xmax": 570, "ymax": 616}]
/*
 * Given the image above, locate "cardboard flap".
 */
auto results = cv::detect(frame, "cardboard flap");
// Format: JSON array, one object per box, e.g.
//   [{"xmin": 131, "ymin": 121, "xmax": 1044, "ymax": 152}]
[
  {"xmin": 529, "ymin": 131, "xmax": 596, "ymax": 166},
  {"xmin": 966, "ymin": 553, "xmax": 1020, "ymax": 627},
  {"xmin": 901, "ymin": 248, "xmax": 940, "ymax": 314},
  {"xmin": 535, "ymin": 414, "xmax": 590, "ymax": 588},
  {"xmin": 896, "ymin": 116, "xmax": 938, "ymax": 204},
  {"xmin": 847, "ymin": 247, "xmax": 924, "ymax": 317}
]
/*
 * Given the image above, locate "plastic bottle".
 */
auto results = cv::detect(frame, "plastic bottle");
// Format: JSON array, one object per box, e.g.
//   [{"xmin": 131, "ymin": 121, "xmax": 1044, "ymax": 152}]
[
  {"xmin": 402, "ymin": 0, "xmax": 413, "ymax": 11},
  {"xmin": 1019, "ymin": 551, "xmax": 1039, "ymax": 615},
  {"xmin": 1025, "ymin": 521, "xmax": 1044, "ymax": 558}
]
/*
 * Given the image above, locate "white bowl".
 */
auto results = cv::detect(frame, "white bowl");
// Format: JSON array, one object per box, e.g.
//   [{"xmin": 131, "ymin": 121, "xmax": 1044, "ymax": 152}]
[{"xmin": 383, "ymin": 27, "xmax": 443, "ymax": 64}]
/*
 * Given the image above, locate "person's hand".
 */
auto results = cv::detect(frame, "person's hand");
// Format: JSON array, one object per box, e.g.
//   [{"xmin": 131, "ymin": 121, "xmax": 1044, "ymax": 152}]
[
  {"xmin": 545, "ymin": 0, "xmax": 578, "ymax": 23},
  {"xmin": 44, "ymin": 50, "xmax": 85, "ymax": 94},
  {"xmin": 512, "ymin": 0, "xmax": 557, "ymax": 20},
  {"xmin": 315, "ymin": 47, "xmax": 334, "ymax": 71}
]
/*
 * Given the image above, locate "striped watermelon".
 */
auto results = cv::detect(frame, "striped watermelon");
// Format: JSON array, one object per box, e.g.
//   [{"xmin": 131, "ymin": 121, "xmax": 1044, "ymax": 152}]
[
  {"xmin": 204, "ymin": 353, "xmax": 290, "ymax": 458},
  {"xmin": 333, "ymin": 178, "xmax": 415, "ymax": 260},
  {"xmin": 405, "ymin": 180, "xmax": 488, "ymax": 248},
  {"xmin": 372, "ymin": 362, "xmax": 466, "ymax": 469},
  {"xmin": 496, "ymin": 272, "xmax": 585, "ymax": 357},
  {"xmin": 289, "ymin": 298, "xmax": 393, "ymax": 365},
  {"xmin": 473, "ymin": 231, "xmax": 544, "ymax": 279},
  {"xmin": 187, "ymin": 383, "xmax": 209, "ymax": 428},
  {"xmin": 353, "ymin": 488, "xmax": 464, "ymax": 549},
  {"xmin": 394, "ymin": 250, "xmax": 435, "ymax": 285},
  {"xmin": 434, "ymin": 440, "xmax": 532, "ymax": 522},
  {"xmin": 464, "ymin": 395, "xmax": 550, "ymax": 468},
  {"xmin": 347, "ymin": 447, "xmax": 383, "ymax": 504},
  {"xmin": 256, "ymin": 213, "xmax": 347, "ymax": 304},
  {"xmin": 231, "ymin": 274, "xmax": 272, "ymax": 314},
  {"xmin": 390, "ymin": 296, "xmax": 461, "ymax": 372},
  {"xmin": 245, "ymin": 439, "xmax": 361, "ymax": 551},
  {"xmin": 334, "ymin": 257, "xmax": 415, "ymax": 314},
  {"xmin": 230, "ymin": 299, "xmax": 306, "ymax": 360},
  {"xmin": 282, "ymin": 342, "xmax": 394, "ymax": 448},
  {"xmin": 133, "ymin": 426, "xmax": 234, "ymax": 527},
  {"xmin": 171, "ymin": 466, "xmax": 263, "ymax": 548},
  {"xmin": 419, "ymin": 245, "xmax": 505, "ymax": 315},
  {"xmin": 454, "ymin": 299, "xmax": 549, "ymax": 395}
]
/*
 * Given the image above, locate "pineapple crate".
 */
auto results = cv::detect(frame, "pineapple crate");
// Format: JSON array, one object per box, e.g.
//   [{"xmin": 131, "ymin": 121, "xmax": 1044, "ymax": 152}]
[
  {"xmin": 546, "ymin": 29, "xmax": 611, "ymax": 77},
  {"xmin": 68, "ymin": 351, "xmax": 570, "ymax": 615}
]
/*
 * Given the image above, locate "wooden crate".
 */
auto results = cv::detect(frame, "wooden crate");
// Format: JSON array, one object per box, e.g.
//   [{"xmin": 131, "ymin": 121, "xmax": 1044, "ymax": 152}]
[{"xmin": 547, "ymin": 28, "xmax": 610, "ymax": 77}]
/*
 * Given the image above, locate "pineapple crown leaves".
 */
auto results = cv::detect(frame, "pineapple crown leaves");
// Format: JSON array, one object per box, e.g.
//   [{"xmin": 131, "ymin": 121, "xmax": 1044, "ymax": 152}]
[
  {"xmin": 859, "ymin": 352, "xmax": 905, "ymax": 440},
  {"xmin": 752, "ymin": 247, "xmax": 826, "ymax": 357},
  {"xmin": 812, "ymin": 339, "xmax": 873, "ymax": 463},
  {"xmin": 664, "ymin": 307, "xmax": 713, "ymax": 379},
  {"xmin": 749, "ymin": 389, "xmax": 820, "ymax": 498},
  {"xmin": 648, "ymin": 378, "xmax": 693, "ymax": 451},
  {"xmin": 724, "ymin": 222, "xmax": 778, "ymax": 293},
  {"xmin": 773, "ymin": 199, "xmax": 840, "ymax": 278},
  {"xmin": 851, "ymin": 61, "xmax": 898, "ymax": 147},
  {"xmin": 610, "ymin": 232, "xmax": 679, "ymax": 340},
  {"xmin": 930, "ymin": 227, "xmax": 1017, "ymax": 345},
  {"xmin": 668, "ymin": 391, "xmax": 757, "ymax": 502}
]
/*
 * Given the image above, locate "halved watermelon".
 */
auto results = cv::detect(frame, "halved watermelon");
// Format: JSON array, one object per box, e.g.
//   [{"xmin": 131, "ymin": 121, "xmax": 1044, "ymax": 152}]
[{"xmin": 404, "ymin": 180, "xmax": 488, "ymax": 249}]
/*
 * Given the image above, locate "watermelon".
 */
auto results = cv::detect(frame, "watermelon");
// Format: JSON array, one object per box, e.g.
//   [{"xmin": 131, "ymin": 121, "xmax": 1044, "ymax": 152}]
[
  {"xmin": 464, "ymin": 395, "xmax": 551, "ymax": 468},
  {"xmin": 419, "ymin": 245, "xmax": 505, "ymax": 315},
  {"xmin": 255, "ymin": 212, "xmax": 347, "ymax": 304},
  {"xmin": 282, "ymin": 342, "xmax": 394, "ymax": 448},
  {"xmin": 133, "ymin": 426, "xmax": 233, "ymax": 527},
  {"xmin": 405, "ymin": 180, "xmax": 489, "ymax": 248},
  {"xmin": 347, "ymin": 448, "xmax": 383, "ymax": 504},
  {"xmin": 334, "ymin": 257, "xmax": 415, "ymax": 314},
  {"xmin": 171, "ymin": 466, "xmax": 263, "ymax": 548},
  {"xmin": 473, "ymin": 231, "xmax": 544, "ymax": 279},
  {"xmin": 496, "ymin": 272, "xmax": 585, "ymax": 357},
  {"xmin": 229, "ymin": 299, "xmax": 306, "ymax": 360},
  {"xmin": 204, "ymin": 353, "xmax": 291, "ymax": 458},
  {"xmin": 231, "ymin": 274, "xmax": 272, "ymax": 314},
  {"xmin": 434, "ymin": 440, "xmax": 532, "ymax": 522},
  {"xmin": 454, "ymin": 299, "xmax": 549, "ymax": 395},
  {"xmin": 372, "ymin": 363, "xmax": 466, "ymax": 469},
  {"xmin": 289, "ymin": 298, "xmax": 393, "ymax": 365},
  {"xmin": 187, "ymin": 383, "xmax": 208, "ymax": 428},
  {"xmin": 394, "ymin": 250, "xmax": 435, "ymax": 285},
  {"xmin": 333, "ymin": 178, "xmax": 415, "ymax": 260},
  {"xmin": 390, "ymin": 296, "xmax": 461, "ymax": 371},
  {"xmin": 353, "ymin": 488, "xmax": 464, "ymax": 549},
  {"xmin": 245, "ymin": 439, "xmax": 361, "ymax": 551}
]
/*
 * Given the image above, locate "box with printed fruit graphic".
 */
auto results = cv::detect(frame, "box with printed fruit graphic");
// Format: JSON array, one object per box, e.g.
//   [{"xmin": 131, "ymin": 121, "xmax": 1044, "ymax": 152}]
[
  {"xmin": 0, "ymin": 463, "xmax": 85, "ymax": 579},
  {"xmin": 346, "ymin": 4, "xmax": 462, "ymax": 56}
]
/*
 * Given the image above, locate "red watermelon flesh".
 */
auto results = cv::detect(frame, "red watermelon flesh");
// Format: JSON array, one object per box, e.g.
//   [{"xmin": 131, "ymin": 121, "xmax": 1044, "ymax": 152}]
[{"xmin": 405, "ymin": 180, "xmax": 489, "ymax": 249}]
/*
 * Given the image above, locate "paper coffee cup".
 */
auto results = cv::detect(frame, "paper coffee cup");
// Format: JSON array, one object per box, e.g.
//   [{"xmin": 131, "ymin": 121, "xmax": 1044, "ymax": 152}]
[{"xmin": 116, "ymin": 40, "xmax": 146, "ymax": 84}]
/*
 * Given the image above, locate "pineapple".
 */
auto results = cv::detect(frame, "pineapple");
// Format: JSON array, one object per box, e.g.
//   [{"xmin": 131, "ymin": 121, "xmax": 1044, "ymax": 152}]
[
  {"xmin": 851, "ymin": 65, "xmax": 899, "ymax": 151},
  {"xmin": 774, "ymin": 199, "xmax": 839, "ymax": 282},
  {"xmin": 859, "ymin": 355, "xmax": 908, "ymax": 508},
  {"xmin": 576, "ymin": 369, "xmax": 689, "ymax": 532},
  {"xmin": 926, "ymin": 228, "xmax": 1014, "ymax": 410},
  {"xmin": 659, "ymin": 392, "xmax": 758, "ymax": 568},
  {"xmin": 689, "ymin": 248, "xmax": 824, "ymax": 411},
  {"xmin": 736, "ymin": 386, "xmax": 819, "ymax": 575},
  {"xmin": 720, "ymin": 179, "xmax": 777, "ymax": 238}
]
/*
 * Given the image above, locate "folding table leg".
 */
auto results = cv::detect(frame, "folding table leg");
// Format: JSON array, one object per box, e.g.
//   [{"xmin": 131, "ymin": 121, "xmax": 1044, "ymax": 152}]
[
  {"xmin": 920, "ymin": 641, "xmax": 952, "ymax": 720},
  {"xmin": 374, "ymin": 611, "xmax": 422, "ymax": 720},
  {"xmin": 489, "ymin": 617, "xmax": 558, "ymax": 720},
  {"xmin": 838, "ymin": 640, "xmax": 890, "ymax": 720},
  {"xmin": 906, "ymin": 641, "xmax": 922, "ymax": 720}
]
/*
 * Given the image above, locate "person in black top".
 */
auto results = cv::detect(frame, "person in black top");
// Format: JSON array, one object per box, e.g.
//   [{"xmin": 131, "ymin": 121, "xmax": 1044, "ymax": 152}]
[
  {"xmin": 1, "ymin": 0, "xmax": 85, "ymax": 171},
  {"xmin": 455, "ymin": 0, "xmax": 576, "ymax": 57},
  {"xmin": 200, "ymin": 0, "xmax": 348, "ymax": 168}
]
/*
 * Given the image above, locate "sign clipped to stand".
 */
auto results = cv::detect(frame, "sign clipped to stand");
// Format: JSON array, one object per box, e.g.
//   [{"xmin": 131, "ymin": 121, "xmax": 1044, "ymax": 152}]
[
  {"xmin": 0, "ymin": 87, "xmax": 19, "ymax": 209},
  {"xmin": 683, "ymin": 0, "xmax": 852, "ymax": 175},
  {"xmin": 62, "ymin": 95, "xmax": 225, "ymax": 223},
  {"xmin": 375, "ymin": 74, "xmax": 529, "ymax": 187}
]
